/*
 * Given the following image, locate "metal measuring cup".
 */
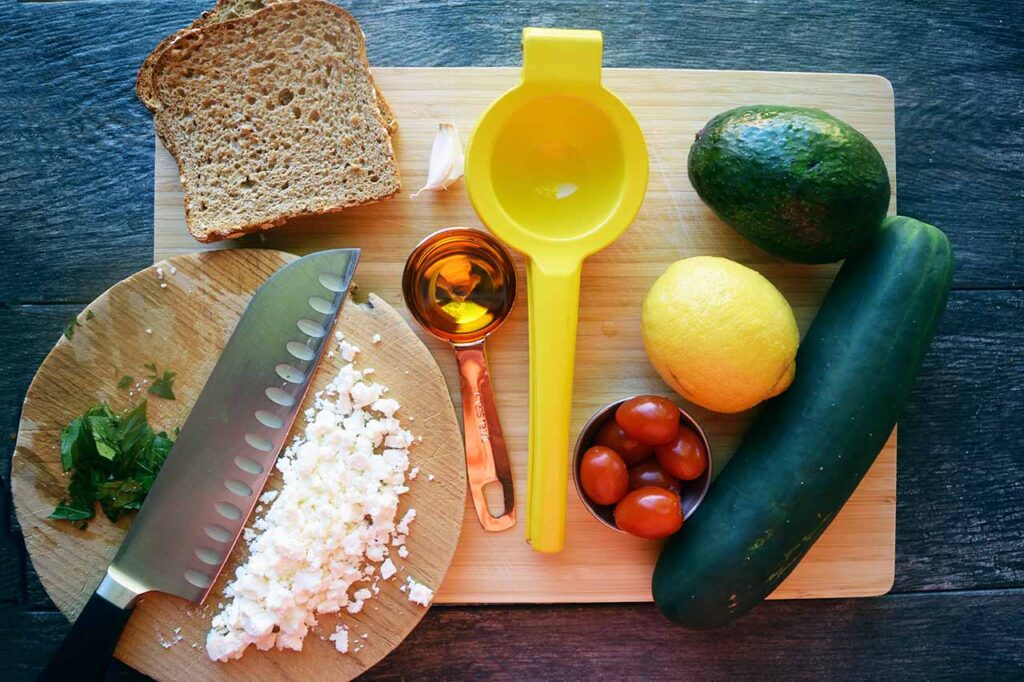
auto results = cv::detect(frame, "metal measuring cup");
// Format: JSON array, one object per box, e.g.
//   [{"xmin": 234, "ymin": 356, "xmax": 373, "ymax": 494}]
[{"xmin": 402, "ymin": 227, "xmax": 517, "ymax": 532}]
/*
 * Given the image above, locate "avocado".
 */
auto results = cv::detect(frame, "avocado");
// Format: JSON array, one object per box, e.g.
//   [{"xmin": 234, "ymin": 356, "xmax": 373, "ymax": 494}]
[{"xmin": 688, "ymin": 105, "xmax": 891, "ymax": 264}]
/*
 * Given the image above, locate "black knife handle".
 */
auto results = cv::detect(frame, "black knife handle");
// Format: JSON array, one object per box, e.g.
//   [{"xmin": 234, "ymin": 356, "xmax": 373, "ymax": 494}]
[{"xmin": 37, "ymin": 590, "xmax": 133, "ymax": 682}]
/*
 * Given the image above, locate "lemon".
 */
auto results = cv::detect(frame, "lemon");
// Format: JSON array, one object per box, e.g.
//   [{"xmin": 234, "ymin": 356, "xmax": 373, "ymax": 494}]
[{"xmin": 641, "ymin": 257, "xmax": 798, "ymax": 413}]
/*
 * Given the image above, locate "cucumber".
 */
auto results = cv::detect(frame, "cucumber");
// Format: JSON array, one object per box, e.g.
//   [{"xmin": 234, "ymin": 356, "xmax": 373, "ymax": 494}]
[{"xmin": 652, "ymin": 216, "xmax": 953, "ymax": 629}]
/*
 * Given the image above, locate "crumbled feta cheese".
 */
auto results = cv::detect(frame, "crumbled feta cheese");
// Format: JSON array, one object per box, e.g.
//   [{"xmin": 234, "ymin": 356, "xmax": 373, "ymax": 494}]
[
  {"xmin": 145, "ymin": 328, "xmax": 152, "ymax": 334},
  {"xmin": 406, "ymin": 578, "xmax": 434, "ymax": 607},
  {"xmin": 396, "ymin": 509, "xmax": 416, "ymax": 535},
  {"xmin": 427, "ymin": 474, "xmax": 435, "ymax": 481},
  {"xmin": 206, "ymin": 361, "xmax": 418, "ymax": 662},
  {"xmin": 398, "ymin": 545, "xmax": 409, "ymax": 559},
  {"xmin": 160, "ymin": 282, "xmax": 168, "ymax": 289},
  {"xmin": 156, "ymin": 267, "xmax": 164, "ymax": 280},
  {"xmin": 329, "ymin": 626, "xmax": 349, "ymax": 654},
  {"xmin": 380, "ymin": 558, "xmax": 397, "ymax": 580},
  {"xmin": 339, "ymin": 339, "xmax": 360, "ymax": 362},
  {"xmin": 372, "ymin": 333, "xmax": 382, "ymax": 344},
  {"xmin": 409, "ymin": 467, "xmax": 420, "ymax": 480},
  {"xmin": 169, "ymin": 266, "xmax": 177, "ymax": 275}
]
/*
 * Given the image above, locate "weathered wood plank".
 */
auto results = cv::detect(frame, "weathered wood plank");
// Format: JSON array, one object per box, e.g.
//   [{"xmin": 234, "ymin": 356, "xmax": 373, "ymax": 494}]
[
  {"xmin": 895, "ymin": 290, "xmax": 1024, "ymax": 591},
  {"xmin": 0, "ymin": 0, "xmax": 1021, "ymax": 306},
  {"xmin": 5, "ymin": 591, "xmax": 1024, "ymax": 682}
]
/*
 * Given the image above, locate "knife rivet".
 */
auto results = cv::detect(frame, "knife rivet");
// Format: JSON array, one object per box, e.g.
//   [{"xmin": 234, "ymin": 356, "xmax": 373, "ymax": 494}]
[
  {"xmin": 225, "ymin": 478, "xmax": 254, "ymax": 497},
  {"xmin": 184, "ymin": 569, "xmax": 213, "ymax": 589},
  {"xmin": 297, "ymin": 318, "xmax": 326, "ymax": 337},
  {"xmin": 215, "ymin": 501, "xmax": 242, "ymax": 520}
]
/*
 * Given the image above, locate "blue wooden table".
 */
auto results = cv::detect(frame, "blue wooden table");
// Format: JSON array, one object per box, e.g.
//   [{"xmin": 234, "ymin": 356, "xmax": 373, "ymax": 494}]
[{"xmin": 1, "ymin": 1, "xmax": 1022, "ymax": 679}]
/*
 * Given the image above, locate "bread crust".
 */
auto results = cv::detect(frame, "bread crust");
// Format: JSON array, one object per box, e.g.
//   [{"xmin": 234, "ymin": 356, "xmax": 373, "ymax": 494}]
[{"xmin": 137, "ymin": 0, "xmax": 398, "ymax": 134}]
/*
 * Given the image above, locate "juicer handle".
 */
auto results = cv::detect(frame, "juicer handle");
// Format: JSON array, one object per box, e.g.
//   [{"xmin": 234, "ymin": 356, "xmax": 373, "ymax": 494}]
[
  {"xmin": 454, "ymin": 343, "xmax": 516, "ymax": 532},
  {"xmin": 525, "ymin": 260, "xmax": 583, "ymax": 553},
  {"xmin": 522, "ymin": 27, "xmax": 603, "ymax": 87}
]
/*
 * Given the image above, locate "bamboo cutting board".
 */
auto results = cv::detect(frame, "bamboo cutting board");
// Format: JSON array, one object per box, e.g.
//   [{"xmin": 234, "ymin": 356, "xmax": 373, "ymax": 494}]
[
  {"xmin": 12, "ymin": 250, "xmax": 467, "ymax": 680},
  {"xmin": 155, "ymin": 67, "xmax": 898, "ymax": 602}
]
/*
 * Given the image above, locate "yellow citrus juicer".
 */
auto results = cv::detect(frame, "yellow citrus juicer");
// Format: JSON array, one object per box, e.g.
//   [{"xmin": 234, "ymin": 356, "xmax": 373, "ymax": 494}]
[{"xmin": 465, "ymin": 27, "xmax": 649, "ymax": 552}]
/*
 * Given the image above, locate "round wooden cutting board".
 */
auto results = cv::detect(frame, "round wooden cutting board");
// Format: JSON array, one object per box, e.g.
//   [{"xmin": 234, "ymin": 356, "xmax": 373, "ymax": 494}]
[{"xmin": 11, "ymin": 249, "xmax": 466, "ymax": 681}]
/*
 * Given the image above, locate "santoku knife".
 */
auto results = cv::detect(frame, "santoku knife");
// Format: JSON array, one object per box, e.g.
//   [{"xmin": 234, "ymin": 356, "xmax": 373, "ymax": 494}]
[{"xmin": 38, "ymin": 248, "xmax": 360, "ymax": 682}]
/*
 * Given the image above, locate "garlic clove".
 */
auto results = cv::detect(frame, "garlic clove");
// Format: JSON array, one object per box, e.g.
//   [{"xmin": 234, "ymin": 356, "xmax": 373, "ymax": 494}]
[{"xmin": 412, "ymin": 123, "xmax": 465, "ymax": 197}]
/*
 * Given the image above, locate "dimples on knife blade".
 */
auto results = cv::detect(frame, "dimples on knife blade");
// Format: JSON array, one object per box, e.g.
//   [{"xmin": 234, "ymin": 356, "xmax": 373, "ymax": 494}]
[{"xmin": 99, "ymin": 249, "xmax": 360, "ymax": 608}]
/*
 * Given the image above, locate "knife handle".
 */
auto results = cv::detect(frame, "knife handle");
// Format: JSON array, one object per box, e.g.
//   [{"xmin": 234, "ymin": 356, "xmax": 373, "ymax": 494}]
[{"xmin": 37, "ymin": 590, "xmax": 133, "ymax": 682}]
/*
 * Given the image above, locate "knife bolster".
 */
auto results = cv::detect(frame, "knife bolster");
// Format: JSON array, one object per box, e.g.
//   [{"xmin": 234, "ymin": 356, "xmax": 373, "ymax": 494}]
[{"xmin": 96, "ymin": 569, "xmax": 144, "ymax": 610}]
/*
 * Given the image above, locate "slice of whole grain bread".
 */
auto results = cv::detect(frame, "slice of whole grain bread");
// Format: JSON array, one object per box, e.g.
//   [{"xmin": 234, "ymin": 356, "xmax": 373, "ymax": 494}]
[
  {"xmin": 152, "ymin": 0, "xmax": 401, "ymax": 242},
  {"xmin": 137, "ymin": 0, "xmax": 398, "ymax": 133}
]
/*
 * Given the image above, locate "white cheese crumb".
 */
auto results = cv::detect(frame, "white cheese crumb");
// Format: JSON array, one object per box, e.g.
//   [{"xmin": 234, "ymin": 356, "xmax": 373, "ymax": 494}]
[
  {"xmin": 380, "ymin": 558, "xmax": 397, "ymax": 580},
  {"xmin": 339, "ymin": 339, "xmax": 360, "ymax": 362},
  {"xmin": 398, "ymin": 545, "xmax": 409, "ymax": 559},
  {"xmin": 409, "ymin": 467, "xmax": 420, "ymax": 480},
  {"xmin": 372, "ymin": 333, "xmax": 382, "ymax": 344},
  {"xmin": 396, "ymin": 509, "xmax": 416, "ymax": 535},
  {"xmin": 145, "ymin": 328, "xmax": 152, "ymax": 334},
  {"xmin": 169, "ymin": 266, "xmax": 177, "ymax": 275},
  {"xmin": 406, "ymin": 578, "xmax": 434, "ymax": 607},
  {"xmin": 427, "ymin": 474, "xmax": 435, "ymax": 481},
  {"xmin": 205, "ymin": 361, "xmax": 419, "ymax": 662},
  {"xmin": 329, "ymin": 626, "xmax": 349, "ymax": 654},
  {"xmin": 156, "ymin": 267, "xmax": 164, "ymax": 280}
]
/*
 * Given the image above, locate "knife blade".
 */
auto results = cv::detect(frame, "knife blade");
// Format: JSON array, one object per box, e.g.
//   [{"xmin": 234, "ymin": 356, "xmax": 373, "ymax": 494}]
[{"xmin": 38, "ymin": 248, "xmax": 359, "ymax": 682}]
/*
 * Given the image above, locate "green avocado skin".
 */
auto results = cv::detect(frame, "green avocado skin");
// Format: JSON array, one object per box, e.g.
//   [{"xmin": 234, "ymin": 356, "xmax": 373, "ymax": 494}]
[
  {"xmin": 688, "ymin": 105, "xmax": 891, "ymax": 264},
  {"xmin": 651, "ymin": 217, "xmax": 953, "ymax": 630}
]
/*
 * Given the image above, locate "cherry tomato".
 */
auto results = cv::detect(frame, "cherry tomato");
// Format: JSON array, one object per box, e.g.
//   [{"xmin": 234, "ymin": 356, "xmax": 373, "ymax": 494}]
[
  {"xmin": 579, "ymin": 446, "xmax": 629, "ymax": 506},
  {"xmin": 628, "ymin": 459, "xmax": 681, "ymax": 496},
  {"xmin": 655, "ymin": 427, "xmax": 708, "ymax": 481},
  {"xmin": 615, "ymin": 395, "xmax": 680, "ymax": 445},
  {"xmin": 594, "ymin": 419, "xmax": 654, "ymax": 466},
  {"xmin": 613, "ymin": 487, "xmax": 683, "ymax": 539}
]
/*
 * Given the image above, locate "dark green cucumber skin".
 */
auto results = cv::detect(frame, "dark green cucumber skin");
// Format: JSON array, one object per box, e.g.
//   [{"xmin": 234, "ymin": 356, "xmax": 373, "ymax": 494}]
[
  {"xmin": 688, "ymin": 105, "xmax": 891, "ymax": 264},
  {"xmin": 652, "ymin": 216, "xmax": 953, "ymax": 630}
]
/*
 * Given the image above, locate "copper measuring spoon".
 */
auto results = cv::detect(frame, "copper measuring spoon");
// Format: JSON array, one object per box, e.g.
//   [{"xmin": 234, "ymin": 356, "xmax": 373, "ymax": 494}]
[{"xmin": 402, "ymin": 227, "xmax": 517, "ymax": 531}]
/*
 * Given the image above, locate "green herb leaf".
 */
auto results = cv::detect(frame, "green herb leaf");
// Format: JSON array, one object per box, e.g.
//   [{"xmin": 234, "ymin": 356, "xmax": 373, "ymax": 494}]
[
  {"xmin": 50, "ymin": 399, "xmax": 176, "ymax": 529},
  {"xmin": 147, "ymin": 371, "xmax": 176, "ymax": 401},
  {"xmin": 143, "ymin": 362, "xmax": 157, "ymax": 375},
  {"xmin": 86, "ymin": 310, "xmax": 95, "ymax": 320},
  {"xmin": 117, "ymin": 375, "xmax": 134, "ymax": 389},
  {"xmin": 59, "ymin": 417, "xmax": 86, "ymax": 472},
  {"xmin": 63, "ymin": 318, "xmax": 81, "ymax": 340},
  {"xmin": 49, "ymin": 501, "xmax": 93, "ymax": 522}
]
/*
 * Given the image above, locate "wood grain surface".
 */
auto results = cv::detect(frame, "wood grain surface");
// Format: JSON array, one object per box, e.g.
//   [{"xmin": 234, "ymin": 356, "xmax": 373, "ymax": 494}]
[
  {"xmin": 10, "ymin": 250, "xmax": 467, "ymax": 680},
  {"xmin": 154, "ymin": 67, "xmax": 897, "ymax": 602},
  {"xmin": 2, "ymin": 1, "xmax": 1023, "ymax": 680}
]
